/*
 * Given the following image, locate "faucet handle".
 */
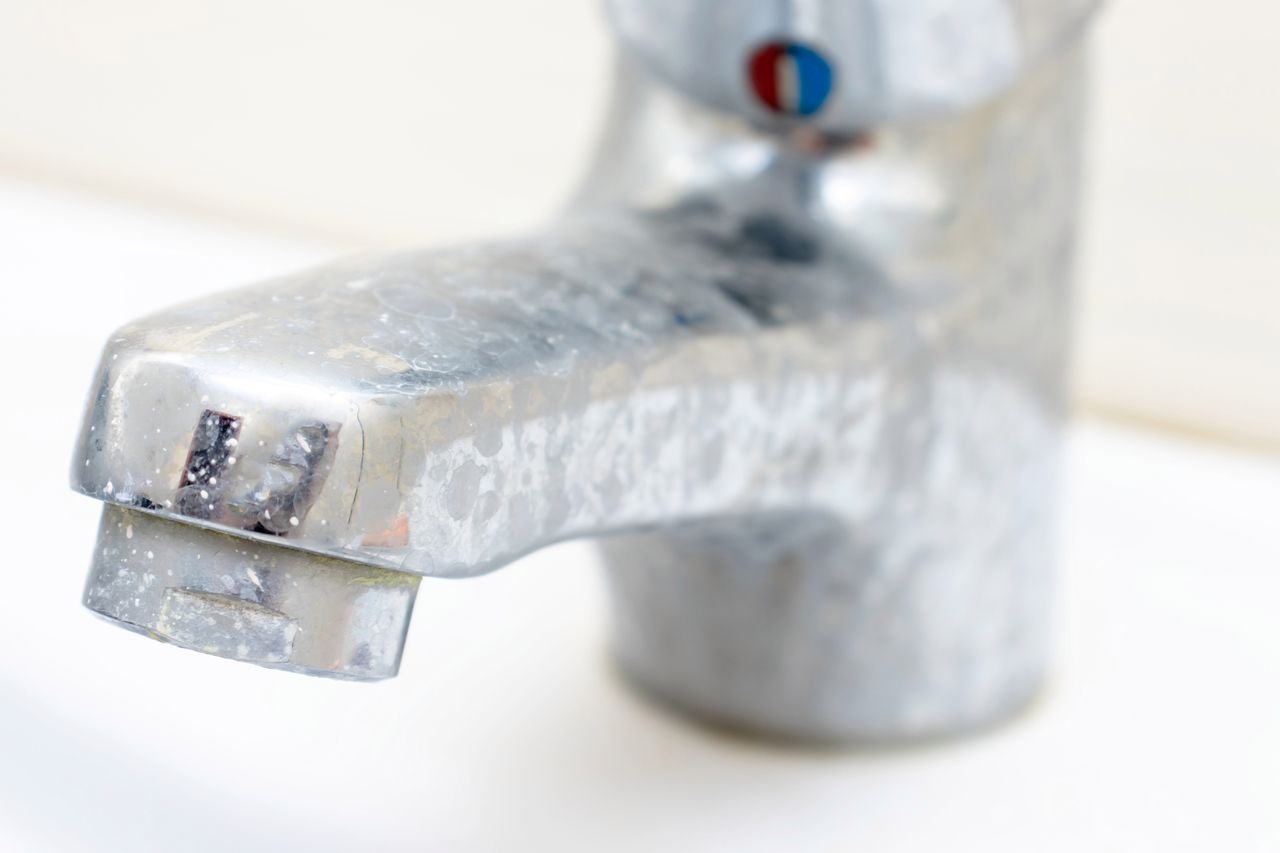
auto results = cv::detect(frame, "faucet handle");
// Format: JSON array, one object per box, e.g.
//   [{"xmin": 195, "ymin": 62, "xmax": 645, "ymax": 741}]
[{"xmin": 604, "ymin": 0, "xmax": 1098, "ymax": 130}]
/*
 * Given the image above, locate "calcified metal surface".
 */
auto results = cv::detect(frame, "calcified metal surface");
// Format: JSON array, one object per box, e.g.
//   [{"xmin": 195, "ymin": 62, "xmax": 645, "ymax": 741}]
[
  {"xmin": 85, "ymin": 505, "xmax": 418, "ymax": 678},
  {"xmin": 71, "ymin": 0, "xmax": 1093, "ymax": 740}
]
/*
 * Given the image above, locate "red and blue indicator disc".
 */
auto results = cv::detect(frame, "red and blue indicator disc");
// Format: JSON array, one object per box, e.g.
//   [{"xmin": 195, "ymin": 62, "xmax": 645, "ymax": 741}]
[{"xmin": 748, "ymin": 41, "xmax": 834, "ymax": 118}]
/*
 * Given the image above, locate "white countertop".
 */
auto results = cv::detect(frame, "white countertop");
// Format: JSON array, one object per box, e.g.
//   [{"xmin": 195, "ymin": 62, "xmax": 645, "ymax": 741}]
[{"xmin": 1, "ymin": 176, "xmax": 1277, "ymax": 852}]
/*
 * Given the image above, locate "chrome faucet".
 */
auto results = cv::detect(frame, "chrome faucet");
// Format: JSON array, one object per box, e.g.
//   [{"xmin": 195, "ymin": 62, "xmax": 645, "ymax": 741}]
[{"xmin": 71, "ymin": 0, "xmax": 1097, "ymax": 742}]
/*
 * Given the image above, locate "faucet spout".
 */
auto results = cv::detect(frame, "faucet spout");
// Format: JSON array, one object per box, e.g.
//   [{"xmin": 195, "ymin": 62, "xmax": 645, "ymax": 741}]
[
  {"xmin": 72, "ymin": 207, "xmax": 895, "ymax": 669},
  {"xmin": 75, "ymin": 211, "xmax": 890, "ymax": 575}
]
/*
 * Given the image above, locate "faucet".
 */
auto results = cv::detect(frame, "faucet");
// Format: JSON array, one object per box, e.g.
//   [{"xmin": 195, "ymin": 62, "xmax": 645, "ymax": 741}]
[{"xmin": 71, "ymin": 0, "xmax": 1097, "ymax": 742}]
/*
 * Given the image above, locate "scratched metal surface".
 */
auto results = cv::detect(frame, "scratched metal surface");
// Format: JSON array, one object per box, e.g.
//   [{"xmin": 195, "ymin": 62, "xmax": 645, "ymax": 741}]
[{"xmin": 71, "ymin": 3, "xmax": 1088, "ymax": 738}]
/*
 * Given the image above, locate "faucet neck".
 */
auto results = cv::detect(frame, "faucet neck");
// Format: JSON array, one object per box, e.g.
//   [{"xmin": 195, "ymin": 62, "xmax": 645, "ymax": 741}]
[
  {"xmin": 573, "ymin": 45, "xmax": 1086, "ymax": 303},
  {"xmin": 573, "ymin": 57, "xmax": 823, "ymax": 218}
]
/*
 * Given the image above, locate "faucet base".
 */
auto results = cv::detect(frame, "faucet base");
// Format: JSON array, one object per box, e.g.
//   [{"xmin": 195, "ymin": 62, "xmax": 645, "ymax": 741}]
[
  {"xmin": 83, "ymin": 506, "xmax": 419, "ymax": 679},
  {"xmin": 614, "ymin": 654, "xmax": 1045, "ymax": 746},
  {"xmin": 602, "ymin": 477, "xmax": 1056, "ymax": 743}
]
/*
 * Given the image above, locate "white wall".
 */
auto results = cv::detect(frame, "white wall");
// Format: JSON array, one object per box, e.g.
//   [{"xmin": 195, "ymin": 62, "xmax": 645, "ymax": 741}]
[
  {"xmin": 0, "ymin": 0, "xmax": 1275, "ymax": 448},
  {"xmin": 1076, "ymin": 0, "xmax": 1280, "ymax": 449},
  {"xmin": 0, "ymin": 1, "xmax": 610, "ymax": 244}
]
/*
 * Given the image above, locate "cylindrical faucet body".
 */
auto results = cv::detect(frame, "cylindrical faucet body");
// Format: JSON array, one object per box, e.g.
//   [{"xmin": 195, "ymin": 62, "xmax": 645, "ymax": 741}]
[{"xmin": 591, "ymin": 38, "xmax": 1086, "ymax": 739}]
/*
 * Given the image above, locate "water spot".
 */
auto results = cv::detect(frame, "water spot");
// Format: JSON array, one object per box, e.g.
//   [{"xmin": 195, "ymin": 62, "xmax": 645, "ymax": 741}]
[
  {"xmin": 474, "ymin": 491, "xmax": 501, "ymax": 524},
  {"xmin": 474, "ymin": 429, "xmax": 504, "ymax": 457},
  {"xmin": 373, "ymin": 273, "xmax": 456, "ymax": 320},
  {"xmin": 445, "ymin": 460, "xmax": 485, "ymax": 520}
]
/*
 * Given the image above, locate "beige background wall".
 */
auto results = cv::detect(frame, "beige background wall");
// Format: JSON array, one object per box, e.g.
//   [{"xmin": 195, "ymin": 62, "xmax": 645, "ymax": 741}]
[
  {"xmin": 1, "ymin": 0, "xmax": 1275, "ymax": 448},
  {"xmin": 1076, "ymin": 0, "xmax": 1279, "ymax": 449}
]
